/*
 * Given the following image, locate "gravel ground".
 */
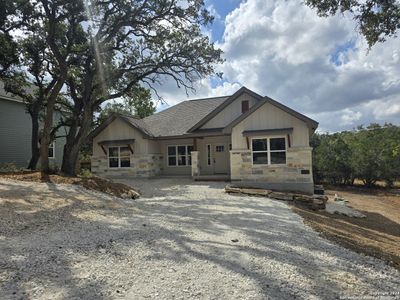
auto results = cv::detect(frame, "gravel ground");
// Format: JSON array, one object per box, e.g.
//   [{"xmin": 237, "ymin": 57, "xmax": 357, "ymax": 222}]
[{"xmin": 0, "ymin": 178, "xmax": 399, "ymax": 300}]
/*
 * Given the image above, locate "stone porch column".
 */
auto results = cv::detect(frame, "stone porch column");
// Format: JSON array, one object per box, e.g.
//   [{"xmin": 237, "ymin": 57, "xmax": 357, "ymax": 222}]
[{"xmin": 191, "ymin": 151, "xmax": 200, "ymax": 177}]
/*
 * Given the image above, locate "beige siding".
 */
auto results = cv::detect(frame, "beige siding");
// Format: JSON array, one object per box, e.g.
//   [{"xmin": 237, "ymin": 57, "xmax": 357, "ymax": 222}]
[
  {"xmin": 201, "ymin": 93, "xmax": 258, "ymax": 129},
  {"xmin": 231, "ymin": 102, "xmax": 309, "ymax": 149},
  {"xmin": 93, "ymin": 118, "xmax": 153, "ymax": 156}
]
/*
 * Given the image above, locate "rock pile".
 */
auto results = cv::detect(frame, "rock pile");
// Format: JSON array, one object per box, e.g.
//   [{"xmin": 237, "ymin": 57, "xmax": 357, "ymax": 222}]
[{"xmin": 225, "ymin": 184, "xmax": 328, "ymax": 210}]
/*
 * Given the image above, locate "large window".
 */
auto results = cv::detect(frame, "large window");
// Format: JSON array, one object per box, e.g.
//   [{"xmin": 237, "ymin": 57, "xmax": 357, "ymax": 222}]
[
  {"xmin": 251, "ymin": 137, "xmax": 286, "ymax": 165},
  {"xmin": 168, "ymin": 145, "xmax": 193, "ymax": 166},
  {"xmin": 108, "ymin": 146, "xmax": 131, "ymax": 168}
]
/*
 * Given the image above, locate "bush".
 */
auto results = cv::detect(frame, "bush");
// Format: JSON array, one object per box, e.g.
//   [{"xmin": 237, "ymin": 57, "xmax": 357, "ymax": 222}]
[
  {"xmin": 312, "ymin": 123, "xmax": 400, "ymax": 187},
  {"xmin": 79, "ymin": 168, "xmax": 92, "ymax": 178},
  {"xmin": 0, "ymin": 162, "xmax": 23, "ymax": 173}
]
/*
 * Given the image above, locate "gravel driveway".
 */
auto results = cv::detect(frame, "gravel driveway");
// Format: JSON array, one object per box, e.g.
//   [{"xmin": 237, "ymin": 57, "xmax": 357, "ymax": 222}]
[{"xmin": 0, "ymin": 178, "xmax": 399, "ymax": 300}]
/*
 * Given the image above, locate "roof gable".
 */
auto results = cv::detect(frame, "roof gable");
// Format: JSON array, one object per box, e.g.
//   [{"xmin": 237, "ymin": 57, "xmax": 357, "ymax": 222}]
[
  {"xmin": 187, "ymin": 86, "xmax": 264, "ymax": 133},
  {"xmin": 223, "ymin": 96, "xmax": 318, "ymax": 134},
  {"xmin": 89, "ymin": 113, "xmax": 153, "ymax": 140}
]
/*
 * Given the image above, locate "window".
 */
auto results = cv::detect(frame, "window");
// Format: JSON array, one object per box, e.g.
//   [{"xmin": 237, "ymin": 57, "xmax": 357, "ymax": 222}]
[
  {"xmin": 241, "ymin": 100, "xmax": 249, "ymax": 113},
  {"xmin": 251, "ymin": 137, "xmax": 286, "ymax": 165},
  {"xmin": 207, "ymin": 144, "xmax": 212, "ymax": 165},
  {"xmin": 216, "ymin": 145, "xmax": 225, "ymax": 152},
  {"xmin": 48, "ymin": 141, "xmax": 55, "ymax": 158},
  {"xmin": 108, "ymin": 146, "xmax": 131, "ymax": 168},
  {"xmin": 167, "ymin": 145, "xmax": 193, "ymax": 166}
]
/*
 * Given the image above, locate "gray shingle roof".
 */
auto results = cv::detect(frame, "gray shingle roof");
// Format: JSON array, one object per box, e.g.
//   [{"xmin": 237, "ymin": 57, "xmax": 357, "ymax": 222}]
[
  {"xmin": 142, "ymin": 96, "xmax": 228, "ymax": 137},
  {"xmin": 119, "ymin": 114, "xmax": 154, "ymax": 137}
]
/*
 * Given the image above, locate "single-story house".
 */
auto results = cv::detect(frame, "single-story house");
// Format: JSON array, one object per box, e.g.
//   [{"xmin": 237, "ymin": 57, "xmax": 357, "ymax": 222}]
[
  {"xmin": 91, "ymin": 87, "xmax": 318, "ymax": 193},
  {"xmin": 0, "ymin": 82, "xmax": 66, "ymax": 169}
]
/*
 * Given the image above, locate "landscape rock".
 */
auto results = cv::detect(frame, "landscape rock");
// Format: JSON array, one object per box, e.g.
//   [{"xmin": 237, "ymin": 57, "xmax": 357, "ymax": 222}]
[{"xmin": 326, "ymin": 202, "xmax": 366, "ymax": 218}]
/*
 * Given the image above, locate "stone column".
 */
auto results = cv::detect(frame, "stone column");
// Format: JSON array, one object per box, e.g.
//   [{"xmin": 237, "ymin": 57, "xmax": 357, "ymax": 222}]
[{"xmin": 191, "ymin": 151, "xmax": 200, "ymax": 177}]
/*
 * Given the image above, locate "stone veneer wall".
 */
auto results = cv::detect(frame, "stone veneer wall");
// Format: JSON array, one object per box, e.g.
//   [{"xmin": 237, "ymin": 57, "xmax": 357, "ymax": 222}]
[
  {"xmin": 91, "ymin": 154, "xmax": 163, "ymax": 178},
  {"xmin": 230, "ymin": 147, "xmax": 314, "ymax": 194},
  {"xmin": 191, "ymin": 151, "xmax": 200, "ymax": 176}
]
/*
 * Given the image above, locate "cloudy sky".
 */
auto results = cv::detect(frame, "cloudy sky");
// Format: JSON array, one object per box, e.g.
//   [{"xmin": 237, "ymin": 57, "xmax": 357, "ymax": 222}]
[{"xmin": 155, "ymin": 0, "xmax": 400, "ymax": 132}]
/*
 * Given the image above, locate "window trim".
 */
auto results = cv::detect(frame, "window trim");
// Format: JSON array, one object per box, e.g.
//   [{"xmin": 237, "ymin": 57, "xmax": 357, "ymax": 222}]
[
  {"xmin": 48, "ymin": 141, "xmax": 56, "ymax": 158},
  {"xmin": 108, "ymin": 146, "xmax": 131, "ymax": 168},
  {"xmin": 215, "ymin": 145, "xmax": 225, "ymax": 152},
  {"xmin": 167, "ymin": 145, "xmax": 193, "ymax": 167},
  {"xmin": 207, "ymin": 144, "xmax": 212, "ymax": 166},
  {"xmin": 251, "ymin": 136, "xmax": 287, "ymax": 166}
]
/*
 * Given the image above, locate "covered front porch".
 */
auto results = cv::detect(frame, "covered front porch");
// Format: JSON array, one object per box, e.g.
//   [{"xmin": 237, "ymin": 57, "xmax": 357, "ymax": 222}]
[{"xmin": 190, "ymin": 135, "xmax": 231, "ymax": 178}]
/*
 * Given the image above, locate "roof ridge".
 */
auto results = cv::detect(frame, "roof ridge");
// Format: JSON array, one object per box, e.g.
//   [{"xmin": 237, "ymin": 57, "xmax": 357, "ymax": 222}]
[
  {"xmin": 113, "ymin": 112, "xmax": 140, "ymax": 119},
  {"xmin": 188, "ymin": 95, "xmax": 230, "ymax": 101}
]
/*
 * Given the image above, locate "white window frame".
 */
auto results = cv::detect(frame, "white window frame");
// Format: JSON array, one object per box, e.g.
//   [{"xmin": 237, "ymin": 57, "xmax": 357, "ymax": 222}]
[
  {"xmin": 167, "ymin": 145, "xmax": 193, "ymax": 167},
  {"xmin": 251, "ymin": 136, "xmax": 287, "ymax": 166},
  {"xmin": 207, "ymin": 144, "xmax": 212, "ymax": 166},
  {"xmin": 48, "ymin": 141, "xmax": 55, "ymax": 158},
  {"xmin": 215, "ymin": 145, "xmax": 225, "ymax": 152},
  {"xmin": 108, "ymin": 146, "xmax": 131, "ymax": 168}
]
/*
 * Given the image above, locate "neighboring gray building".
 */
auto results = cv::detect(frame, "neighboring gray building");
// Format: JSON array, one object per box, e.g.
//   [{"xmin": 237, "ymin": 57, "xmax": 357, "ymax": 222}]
[{"xmin": 0, "ymin": 83, "xmax": 66, "ymax": 169}]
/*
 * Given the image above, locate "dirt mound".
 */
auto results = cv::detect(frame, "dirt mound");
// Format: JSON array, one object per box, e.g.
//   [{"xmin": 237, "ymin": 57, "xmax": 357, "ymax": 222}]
[{"xmin": 0, "ymin": 172, "xmax": 139, "ymax": 199}]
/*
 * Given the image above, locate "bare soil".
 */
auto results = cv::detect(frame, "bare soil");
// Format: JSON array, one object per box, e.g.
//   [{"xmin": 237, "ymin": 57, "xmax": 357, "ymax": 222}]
[
  {"xmin": 0, "ymin": 171, "xmax": 139, "ymax": 199},
  {"xmin": 292, "ymin": 185, "xmax": 400, "ymax": 270}
]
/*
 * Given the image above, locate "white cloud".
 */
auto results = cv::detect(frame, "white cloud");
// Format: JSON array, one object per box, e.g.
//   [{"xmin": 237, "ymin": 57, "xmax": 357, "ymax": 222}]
[{"xmin": 153, "ymin": 0, "xmax": 400, "ymax": 131}]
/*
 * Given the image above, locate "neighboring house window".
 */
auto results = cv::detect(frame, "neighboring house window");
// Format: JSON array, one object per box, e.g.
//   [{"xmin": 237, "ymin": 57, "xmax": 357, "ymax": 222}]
[
  {"xmin": 241, "ymin": 100, "xmax": 249, "ymax": 113},
  {"xmin": 207, "ymin": 144, "xmax": 212, "ymax": 165},
  {"xmin": 48, "ymin": 142, "xmax": 55, "ymax": 158},
  {"xmin": 251, "ymin": 137, "xmax": 286, "ymax": 165},
  {"xmin": 108, "ymin": 146, "xmax": 131, "ymax": 168},
  {"xmin": 167, "ymin": 145, "xmax": 193, "ymax": 166},
  {"xmin": 216, "ymin": 145, "xmax": 224, "ymax": 152}
]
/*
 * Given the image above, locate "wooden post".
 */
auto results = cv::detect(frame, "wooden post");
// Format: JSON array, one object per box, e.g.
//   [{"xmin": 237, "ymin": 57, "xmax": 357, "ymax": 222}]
[{"xmin": 193, "ymin": 138, "xmax": 197, "ymax": 151}]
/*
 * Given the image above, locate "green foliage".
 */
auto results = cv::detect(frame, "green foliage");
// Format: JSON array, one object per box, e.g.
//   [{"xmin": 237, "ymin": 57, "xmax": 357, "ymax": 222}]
[
  {"xmin": 96, "ymin": 85, "xmax": 155, "ymax": 125},
  {"xmin": 312, "ymin": 123, "xmax": 400, "ymax": 187},
  {"xmin": 0, "ymin": 163, "xmax": 22, "ymax": 173},
  {"xmin": 79, "ymin": 168, "xmax": 92, "ymax": 178},
  {"xmin": 304, "ymin": 0, "xmax": 400, "ymax": 48}
]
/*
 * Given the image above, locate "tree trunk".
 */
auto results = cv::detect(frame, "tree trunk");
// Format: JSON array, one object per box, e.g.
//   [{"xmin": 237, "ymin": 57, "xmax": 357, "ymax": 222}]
[
  {"xmin": 40, "ymin": 77, "xmax": 65, "ymax": 177},
  {"xmin": 27, "ymin": 104, "xmax": 41, "ymax": 170},
  {"xmin": 61, "ymin": 108, "xmax": 93, "ymax": 176},
  {"xmin": 61, "ymin": 142, "xmax": 81, "ymax": 176}
]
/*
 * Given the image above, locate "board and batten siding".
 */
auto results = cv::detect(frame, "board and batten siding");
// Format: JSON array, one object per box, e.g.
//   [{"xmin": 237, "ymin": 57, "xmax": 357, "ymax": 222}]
[
  {"xmin": 231, "ymin": 101, "xmax": 310, "ymax": 149},
  {"xmin": 200, "ymin": 93, "xmax": 258, "ymax": 129},
  {"xmin": 92, "ymin": 118, "xmax": 160, "ymax": 156},
  {"xmin": 0, "ymin": 98, "xmax": 65, "ymax": 168}
]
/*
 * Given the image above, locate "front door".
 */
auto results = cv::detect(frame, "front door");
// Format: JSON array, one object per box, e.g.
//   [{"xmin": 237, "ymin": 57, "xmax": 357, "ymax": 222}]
[{"xmin": 214, "ymin": 144, "xmax": 229, "ymax": 174}]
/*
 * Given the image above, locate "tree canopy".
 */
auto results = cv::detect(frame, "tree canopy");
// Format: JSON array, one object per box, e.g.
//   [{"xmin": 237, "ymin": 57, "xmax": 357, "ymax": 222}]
[
  {"xmin": 1, "ymin": 0, "xmax": 223, "ymax": 176},
  {"xmin": 97, "ymin": 85, "xmax": 156, "ymax": 125},
  {"xmin": 305, "ymin": 0, "xmax": 400, "ymax": 47}
]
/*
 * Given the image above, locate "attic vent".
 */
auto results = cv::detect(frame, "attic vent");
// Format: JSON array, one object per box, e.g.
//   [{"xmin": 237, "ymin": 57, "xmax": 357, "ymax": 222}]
[{"xmin": 241, "ymin": 100, "xmax": 249, "ymax": 113}]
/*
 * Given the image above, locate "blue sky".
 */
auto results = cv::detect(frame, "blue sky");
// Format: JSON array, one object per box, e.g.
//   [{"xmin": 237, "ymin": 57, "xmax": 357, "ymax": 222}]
[
  {"xmin": 205, "ymin": 0, "xmax": 242, "ymax": 42},
  {"xmin": 156, "ymin": 0, "xmax": 400, "ymax": 132}
]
